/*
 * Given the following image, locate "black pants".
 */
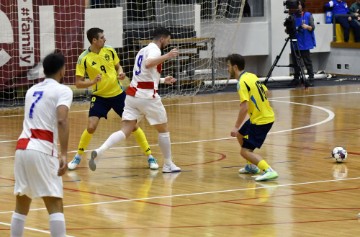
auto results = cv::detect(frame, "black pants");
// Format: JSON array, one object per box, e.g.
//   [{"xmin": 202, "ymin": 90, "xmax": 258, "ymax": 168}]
[
  {"xmin": 336, "ymin": 15, "xmax": 351, "ymax": 42},
  {"xmin": 291, "ymin": 49, "xmax": 314, "ymax": 80},
  {"xmin": 349, "ymin": 20, "xmax": 360, "ymax": 42}
]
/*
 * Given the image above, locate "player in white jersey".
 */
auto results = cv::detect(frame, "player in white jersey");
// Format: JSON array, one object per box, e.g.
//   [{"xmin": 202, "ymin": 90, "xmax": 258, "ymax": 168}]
[
  {"xmin": 11, "ymin": 53, "xmax": 72, "ymax": 237},
  {"xmin": 90, "ymin": 27, "xmax": 181, "ymax": 173}
]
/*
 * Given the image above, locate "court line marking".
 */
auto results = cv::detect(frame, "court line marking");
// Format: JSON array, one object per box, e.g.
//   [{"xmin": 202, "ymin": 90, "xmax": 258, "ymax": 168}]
[
  {"xmin": 0, "ymin": 221, "xmax": 75, "ymax": 237},
  {"xmin": 0, "ymin": 90, "xmax": 357, "ymax": 119},
  {"xmin": 0, "ymin": 99, "xmax": 335, "ymax": 158},
  {"xmin": 0, "ymin": 176, "xmax": 359, "ymax": 215}
]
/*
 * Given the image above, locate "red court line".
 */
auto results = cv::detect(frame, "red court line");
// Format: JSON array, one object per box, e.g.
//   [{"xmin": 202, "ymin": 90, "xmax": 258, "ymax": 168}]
[{"xmin": 64, "ymin": 218, "xmax": 357, "ymax": 231}]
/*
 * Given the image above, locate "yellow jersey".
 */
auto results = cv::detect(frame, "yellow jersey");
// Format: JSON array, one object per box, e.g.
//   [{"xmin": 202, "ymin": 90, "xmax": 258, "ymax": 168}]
[
  {"xmin": 76, "ymin": 45, "xmax": 123, "ymax": 98},
  {"xmin": 237, "ymin": 72, "xmax": 275, "ymax": 125}
]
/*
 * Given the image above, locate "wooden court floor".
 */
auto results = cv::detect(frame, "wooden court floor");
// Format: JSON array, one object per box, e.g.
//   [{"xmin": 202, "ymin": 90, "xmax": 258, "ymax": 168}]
[{"xmin": 1, "ymin": 84, "xmax": 360, "ymax": 236}]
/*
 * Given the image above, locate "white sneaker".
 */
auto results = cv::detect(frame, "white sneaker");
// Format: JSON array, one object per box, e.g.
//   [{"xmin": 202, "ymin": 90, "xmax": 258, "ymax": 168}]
[
  {"xmin": 89, "ymin": 150, "xmax": 98, "ymax": 171},
  {"xmin": 162, "ymin": 162, "xmax": 181, "ymax": 173},
  {"xmin": 68, "ymin": 154, "xmax": 81, "ymax": 170},
  {"xmin": 239, "ymin": 164, "xmax": 261, "ymax": 174},
  {"xmin": 255, "ymin": 169, "xmax": 278, "ymax": 181},
  {"xmin": 148, "ymin": 156, "xmax": 159, "ymax": 170}
]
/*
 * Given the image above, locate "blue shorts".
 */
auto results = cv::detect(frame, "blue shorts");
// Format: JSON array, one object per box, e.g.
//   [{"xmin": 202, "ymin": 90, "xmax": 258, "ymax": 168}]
[
  {"xmin": 89, "ymin": 92, "xmax": 126, "ymax": 119},
  {"xmin": 238, "ymin": 119, "xmax": 273, "ymax": 150}
]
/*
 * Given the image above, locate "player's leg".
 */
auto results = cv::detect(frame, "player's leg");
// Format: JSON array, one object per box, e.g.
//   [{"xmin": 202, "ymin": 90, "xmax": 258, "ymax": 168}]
[
  {"xmin": 143, "ymin": 98, "xmax": 180, "ymax": 173},
  {"xmin": 11, "ymin": 150, "xmax": 32, "ymax": 237},
  {"xmin": 11, "ymin": 195, "xmax": 31, "ymax": 237},
  {"xmin": 112, "ymin": 92, "xmax": 157, "ymax": 169},
  {"xmin": 153, "ymin": 122, "xmax": 180, "ymax": 173},
  {"xmin": 237, "ymin": 120, "xmax": 260, "ymax": 174},
  {"xmin": 42, "ymin": 197, "xmax": 66, "ymax": 237},
  {"xmin": 241, "ymin": 122, "xmax": 278, "ymax": 181},
  {"xmin": 132, "ymin": 126, "xmax": 158, "ymax": 170},
  {"xmin": 90, "ymin": 120, "xmax": 137, "ymax": 171},
  {"xmin": 68, "ymin": 96, "xmax": 109, "ymax": 170}
]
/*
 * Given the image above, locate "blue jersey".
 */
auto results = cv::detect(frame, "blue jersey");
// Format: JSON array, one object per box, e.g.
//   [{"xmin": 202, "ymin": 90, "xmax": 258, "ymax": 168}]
[{"xmin": 325, "ymin": 0, "xmax": 348, "ymax": 15}]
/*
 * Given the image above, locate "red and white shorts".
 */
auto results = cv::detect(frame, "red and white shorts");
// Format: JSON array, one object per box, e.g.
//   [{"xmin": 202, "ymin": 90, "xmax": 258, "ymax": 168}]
[
  {"xmin": 14, "ymin": 149, "xmax": 63, "ymax": 199},
  {"xmin": 122, "ymin": 96, "xmax": 167, "ymax": 125}
]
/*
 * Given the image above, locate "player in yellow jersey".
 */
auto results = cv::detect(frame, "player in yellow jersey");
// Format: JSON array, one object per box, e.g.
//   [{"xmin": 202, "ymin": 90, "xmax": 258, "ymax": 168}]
[
  {"xmin": 68, "ymin": 28, "xmax": 158, "ymax": 170},
  {"xmin": 226, "ymin": 54, "xmax": 278, "ymax": 181}
]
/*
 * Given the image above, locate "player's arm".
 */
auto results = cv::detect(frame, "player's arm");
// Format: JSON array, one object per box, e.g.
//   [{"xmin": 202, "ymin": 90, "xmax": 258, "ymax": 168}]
[
  {"xmin": 231, "ymin": 101, "xmax": 248, "ymax": 137},
  {"xmin": 145, "ymin": 48, "xmax": 179, "ymax": 69},
  {"xmin": 75, "ymin": 55, "xmax": 101, "ymax": 88},
  {"xmin": 57, "ymin": 104, "xmax": 70, "ymax": 176},
  {"xmin": 115, "ymin": 63, "xmax": 126, "ymax": 80},
  {"xmin": 75, "ymin": 75, "xmax": 101, "ymax": 88}
]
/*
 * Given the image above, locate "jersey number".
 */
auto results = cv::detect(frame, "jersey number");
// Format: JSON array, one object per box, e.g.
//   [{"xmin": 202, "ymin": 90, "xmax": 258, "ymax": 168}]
[
  {"xmin": 255, "ymin": 81, "xmax": 267, "ymax": 102},
  {"xmin": 100, "ymin": 65, "xmax": 107, "ymax": 74},
  {"xmin": 134, "ymin": 55, "xmax": 143, "ymax": 76},
  {"xmin": 29, "ymin": 91, "xmax": 44, "ymax": 118}
]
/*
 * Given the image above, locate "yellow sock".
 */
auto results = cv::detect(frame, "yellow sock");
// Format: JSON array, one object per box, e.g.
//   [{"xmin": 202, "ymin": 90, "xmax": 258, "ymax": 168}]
[
  {"xmin": 246, "ymin": 161, "xmax": 253, "ymax": 165},
  {"xmin": 257, "ymin": 160, "xmax": 271, "ymax": 172},
  {"xmin": 132, "ymin": 127, "xmax": 151, "ymax": 156},
  {"xmin": 77, "ymin": 129, "xmax": 93, "ymax": 155}
]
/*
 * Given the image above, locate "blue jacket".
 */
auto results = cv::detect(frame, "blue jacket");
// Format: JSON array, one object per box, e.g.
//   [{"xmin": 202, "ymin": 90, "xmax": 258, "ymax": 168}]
[
  {"xmin": 325, "ymin": 0, "xmax": 349, "ymax": 15},
  {"xmin": 295, "ymin": 12, "xmax": 316, "ymax": 50}
]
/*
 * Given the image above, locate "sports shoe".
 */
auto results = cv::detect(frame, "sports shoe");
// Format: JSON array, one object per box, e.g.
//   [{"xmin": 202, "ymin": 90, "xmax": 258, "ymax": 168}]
[
  {"xmin": 67, "ymin": 154, "xmax": 81, "ymax": 170},
  {"xmin": 148, "ymin": 156, "xmax": 159, "ymax": 170},
  {"xmin": 239, "ymin": 164, "xmax": 261, "ymax": 174},
  {"xmin": 255, "ymin": 169, "xmax": 278, "ymax": 181},
  {"xmin": 89, "ymin": 150, "xmax": 98, "ymax": 171},
  {"xmin": 162, "ymin": 162, "xmax": 181, "ymax": 173}
]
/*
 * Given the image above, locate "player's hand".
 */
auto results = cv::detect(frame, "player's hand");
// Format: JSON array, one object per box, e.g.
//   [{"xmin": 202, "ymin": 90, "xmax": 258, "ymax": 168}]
[
  {"xmin": 92, "ymin": 74, "xmax": 102, "ymax": 84},
  {"xmin": 58, "ymin": 155, "xmax": 67, "ymax": 176},
  {"xmin": 230, "ymin": 127, "xmax": 240, "ymax": 137},
  {"xmin": 166, "ymin": 48, "xmax": 179, "ymax": 59},
  {"xmin": 118, "ymin": 72, "xmax": 126, "ymax": 80},
  {"xmin": 164, "ymin": 76, "xmax": 176, "ymax": 85}
]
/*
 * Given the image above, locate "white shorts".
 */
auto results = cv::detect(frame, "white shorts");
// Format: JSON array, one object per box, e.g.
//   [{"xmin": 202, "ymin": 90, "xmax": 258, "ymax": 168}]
[
  {"xmin": 122, "ymin": 96, "xmax": 167, "ymax": 125},
  {"xmin": 14, "ymin": 149, "xmax": 63, "ymax": 199}
]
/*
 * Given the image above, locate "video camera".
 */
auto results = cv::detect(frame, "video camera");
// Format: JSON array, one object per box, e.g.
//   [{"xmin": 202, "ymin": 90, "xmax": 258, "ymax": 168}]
[
  {"xmin": 283, "ymin": 0, "xmax": 301, "ymax": 38},
  {"xmin": 283, "ymin": 0, "xmax": 300, "ymax": 14}
]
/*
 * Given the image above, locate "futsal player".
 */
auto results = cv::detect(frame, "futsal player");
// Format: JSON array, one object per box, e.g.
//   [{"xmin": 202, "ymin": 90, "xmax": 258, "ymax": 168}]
[
  {"xmin": 67, "ymin": 27, "xmax": 158, "ymax": 171},
  {"xmin": 227, "ymin": 54, "xmax": 278, "ymax": 181},
  {"xmin": 11, "ymin": 53, "xmax": 72, "ymax": 236},
  {"xmin": 90, "ymin": 27, "xmax": 181, "ymax": 173}
]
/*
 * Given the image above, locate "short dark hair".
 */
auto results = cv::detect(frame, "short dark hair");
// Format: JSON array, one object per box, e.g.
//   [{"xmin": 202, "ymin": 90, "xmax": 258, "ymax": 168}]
[
  {"xmin": 87, "ymin": 27, "xmax": 104, "ymax": 44},
  {"xmin": 43, "ymin": 53, "xmax": 65, "ymax": 77},
  {"xmin": 226, "ymin": 54, "xmax": 245, "ymax": 71},
  {"xmin": 153, "ymin": 27, "xmax": 171, "ymax": 40},
  {"xmin": 299, "ymin": 0, "xmax": 305, "ymax": 9}
]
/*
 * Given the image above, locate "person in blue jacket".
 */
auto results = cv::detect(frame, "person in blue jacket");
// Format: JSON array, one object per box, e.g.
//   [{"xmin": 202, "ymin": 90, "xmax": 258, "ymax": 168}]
[
  {"xmin": 325, "ymin": 0, "xmax": 360, "ymax": 42},
  {"xmin": 289, "ymin": 0, "xmax": 316, "ymax": 87}
]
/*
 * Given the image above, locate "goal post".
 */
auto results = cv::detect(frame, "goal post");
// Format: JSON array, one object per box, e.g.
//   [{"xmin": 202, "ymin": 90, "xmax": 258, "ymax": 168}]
[{"xmin": 0, "ymin": 0, "xmax": 248, "ymax": 106}]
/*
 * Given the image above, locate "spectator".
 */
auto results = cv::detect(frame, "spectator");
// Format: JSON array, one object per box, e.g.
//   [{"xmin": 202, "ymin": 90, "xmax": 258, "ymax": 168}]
[
  {"xmin": 325, "ymin": 0, "xmax": 360, "ymax": 42},
  {"xmin": 348, "ymin": 0, "xmax": 360, "ymax": 41}
]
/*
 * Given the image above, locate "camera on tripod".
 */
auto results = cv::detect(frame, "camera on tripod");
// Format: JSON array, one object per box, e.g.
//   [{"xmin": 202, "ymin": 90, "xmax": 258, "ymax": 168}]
[{"xmin": 283, "ymin": 0, "xmax": 301, "ymax": 38}]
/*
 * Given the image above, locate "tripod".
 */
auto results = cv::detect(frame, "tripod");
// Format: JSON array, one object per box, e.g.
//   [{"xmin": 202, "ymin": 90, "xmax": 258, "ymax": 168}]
[{"xmin": 263, "ymin": 36, "xmax": 309, "ymax": 88}]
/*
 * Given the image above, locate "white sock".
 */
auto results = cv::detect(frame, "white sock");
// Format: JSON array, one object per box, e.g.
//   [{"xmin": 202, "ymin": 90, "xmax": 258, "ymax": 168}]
[
  {"xmin": 11, "ymin": 212, "xmax": 26, "ymax": 237},
  {"xmin": 158, "ymin": 132, "xmax": 172, "ymax": 165},
  {"xmin": 97, "ymin": 130, "xmax": 126, "ymax": 155},
  {"xmin": 49, "ymin": 213, "xmax": 66, "ymax": 237}
]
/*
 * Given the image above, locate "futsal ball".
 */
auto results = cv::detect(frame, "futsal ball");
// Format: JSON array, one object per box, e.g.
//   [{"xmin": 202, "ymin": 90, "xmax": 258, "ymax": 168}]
[{"xmin": 331, "ymin": 147, "xmax": 348, "ymax": 163}]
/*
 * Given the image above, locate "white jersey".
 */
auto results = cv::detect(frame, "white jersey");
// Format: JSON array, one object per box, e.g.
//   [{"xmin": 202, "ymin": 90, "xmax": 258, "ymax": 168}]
[
  {"xmin": 129, "ymin": 42, "xmax": 162, "ymax": 99},
  {"xmin": 17, "ymin": 78, "xmax": 73, "ymax": 157}
]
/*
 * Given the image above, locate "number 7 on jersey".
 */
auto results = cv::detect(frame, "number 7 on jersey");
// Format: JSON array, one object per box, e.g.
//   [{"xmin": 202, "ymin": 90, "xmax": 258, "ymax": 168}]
[{"xmin": 29, "ymin": 91, "xmax": 44, "ymax": 118}]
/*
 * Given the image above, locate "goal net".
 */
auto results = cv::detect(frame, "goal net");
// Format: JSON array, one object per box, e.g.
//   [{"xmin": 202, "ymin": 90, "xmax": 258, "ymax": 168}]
[{"xmin": 0, "ymin": 0, "xmax": 249, "ymax": 106}]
